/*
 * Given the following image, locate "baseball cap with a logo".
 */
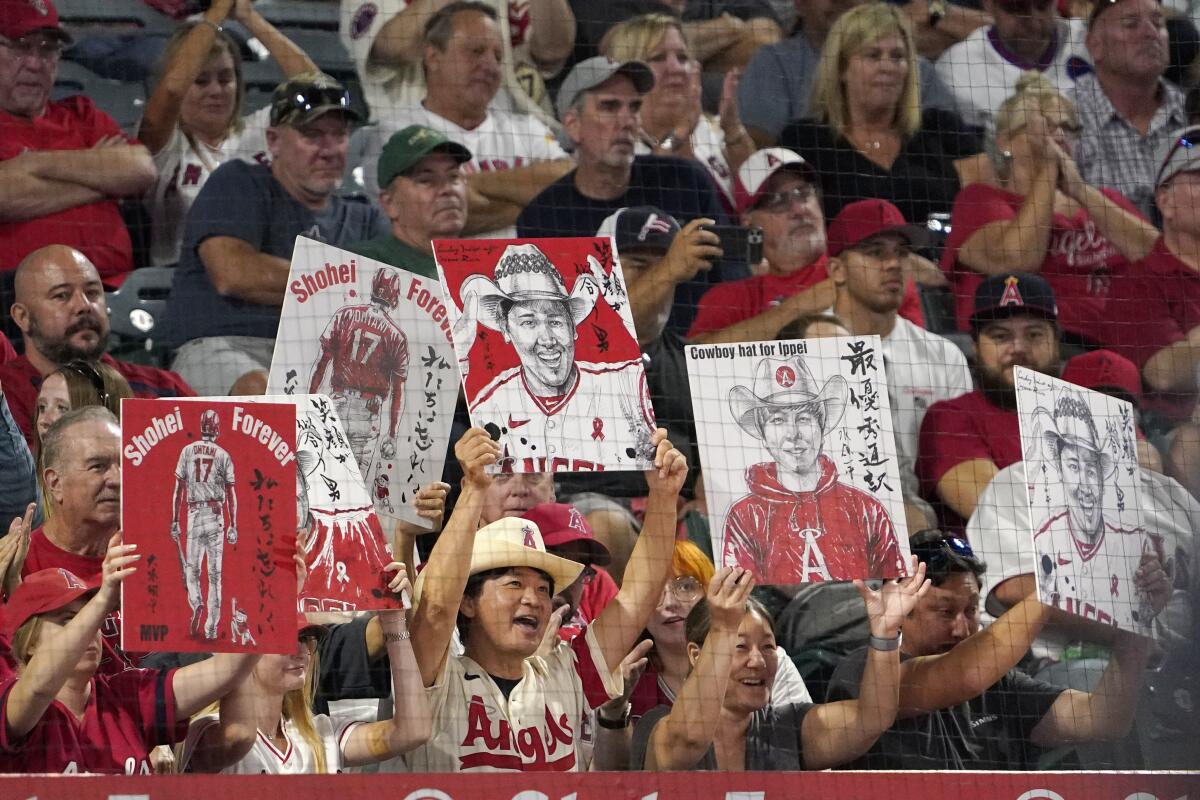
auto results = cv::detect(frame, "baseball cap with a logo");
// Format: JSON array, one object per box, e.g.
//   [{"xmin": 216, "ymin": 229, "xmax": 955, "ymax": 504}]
[
  {"xmin": 521, "ymin": 503, "xmax": 612, "ymax": 566},
  {"xmin": 377, "ymin": 124, "xmax": 472, "ymax": 189},
  {"xmin": 556, "ymin": 56, "xmax": 655, "ymax": 121},
  {"xmin": 0, "ymin": 0, "xmax": 72, "ymax": 44},
  {"xmin": 269, "ymin": 72, "xmax": 363, "ymax": 128},
  {"xmin": 597, "ymin": 206, "xmax": 680, "ymax": 254},
  {"xmin": 826, "ymin": 199, "xmax": 930, "ymax": 257},
  {"xmin": 970, "ymin": 272, "xmax": 1058, "ymax": 329},
  {"xmin": 1062, "ymin": 349, "xmax": 1142, "ymax": 406},
  {"xmin": 737, "ymin": 147, "xmax": 816, "ymax": 214},
  {"xmin": 1, "ymin": 567, "xmax": 96, "ymax": 639}
]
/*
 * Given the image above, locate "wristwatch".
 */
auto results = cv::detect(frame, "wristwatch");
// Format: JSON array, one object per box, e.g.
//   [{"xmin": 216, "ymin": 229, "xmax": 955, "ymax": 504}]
[
  {"xmin": 868, "ymin": 632, "xmax": 902, "ymax": 652},
  {"xmin": 597, "ymin": 704, "xmax": 632, "ymax": 730}
]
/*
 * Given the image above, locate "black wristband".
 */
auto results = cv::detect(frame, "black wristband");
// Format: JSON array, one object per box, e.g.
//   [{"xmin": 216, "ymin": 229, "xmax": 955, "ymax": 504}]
[{"xmin": 597, "ymin": 705, "xmax": 631, "ymax": 729}]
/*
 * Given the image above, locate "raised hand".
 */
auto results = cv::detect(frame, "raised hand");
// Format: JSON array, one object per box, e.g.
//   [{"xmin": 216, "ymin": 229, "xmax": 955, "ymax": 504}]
[
  {"xmin": 97, "ymin": 532, "xmax": 139, "ymax": 611},
  {"xmin": 1134, "ymin": 551, "xmax": 1171, "ymax": 617},
  {"xmin": 598, "ymin": 638, "xmax": 655, "ymax": 719},
  {"xmin": 536, "ymin": 604, "xmax": 570, "ymax": 659},
  {"xmin": 708, "ymin": 566, "xmax": 755, "ymax": 633},
  {"xmin": 645, "ymin": 427, "xmax": 688, "ymax": 496},
  {"xmin": 663, "ymin": 218, "xmax": 721, "ymax": 284},
  {"xmin": 854, "ymin": 556, "xmax": 930, "ymax": 638},
  {"xmin": 382, "ymin": 560, "xmax": 413, "ymax": 610},
  {"xmin": 1, "ymin": 503, "xmax": 34, "ymax": 599},
  {"xmin": 718, "ymin": 68, "xmax": 744, "ymax": 136},
  {"xmin": 409, "ymin": 481, "xmax": 450, "ymax": 531},
  {"xmin": 455, "ymin": 427, "xmax": 500, "ymax": 490}
]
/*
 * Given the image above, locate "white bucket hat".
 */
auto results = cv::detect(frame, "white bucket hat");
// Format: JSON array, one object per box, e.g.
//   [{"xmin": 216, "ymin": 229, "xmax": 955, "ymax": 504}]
[
  {"xmin": 460, "ymin": 243, "xmax": 600, "ymax": 333},
  {"xmin": 728, "ymin": 356, "xmax": 848, "ymax": 440}
]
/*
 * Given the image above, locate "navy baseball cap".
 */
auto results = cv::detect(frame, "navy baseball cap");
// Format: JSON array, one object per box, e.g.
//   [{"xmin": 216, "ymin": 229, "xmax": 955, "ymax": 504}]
[
  {"xmin": 596, "ymin": 206, "xmax": 680, "ymax": 254},
  {"xmin": 970, "ymin": 272, "xmax": 1058, "ymax": 329}
]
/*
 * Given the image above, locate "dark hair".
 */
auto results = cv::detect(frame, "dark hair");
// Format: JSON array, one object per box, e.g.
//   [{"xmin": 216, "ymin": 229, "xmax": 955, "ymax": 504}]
[
  {"xmin": 455, "ymin": 566, "xmax": 556, "ymax": 640},
  {"xmin": 41, "ymin": 406, "xmax": 118, "ymax": 473},
  {"xmin": 684, "ymin": 595, "xmax": 774, "ymax": 647},
  {"xmin": 777, "ymin": 312, "xmax": 848, "ymax": 341},
  {"xmin": 423, "ymin": 0, "xmax": 499, "ymax": 50},
  {"xmin": 909, "ymin": 528, "xmax": 987, "ymax": 588}
]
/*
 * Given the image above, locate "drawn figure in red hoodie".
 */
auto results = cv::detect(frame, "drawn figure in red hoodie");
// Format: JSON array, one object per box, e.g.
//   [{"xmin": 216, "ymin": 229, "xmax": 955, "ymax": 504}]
[{"xmin": 724, "ymin": 355, "xmax": 905, "ymax": 583}]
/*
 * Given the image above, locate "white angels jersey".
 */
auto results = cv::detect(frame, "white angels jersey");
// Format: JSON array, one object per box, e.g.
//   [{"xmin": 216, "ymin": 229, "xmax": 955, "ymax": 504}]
[
  {"xmin": 397, "ymin": 627, "xmax": 619, "ymax": 773},
  {"xmin": 181, "ymin": 712, "xmax": 363, "ymax": 774},
  {"xmin": 174, "ymin": 440, "xmax": 235, "ymax": 503},
  {"xmin": 1033, "ymin": 508, "xmax": 1156, "ymax": 632},
  {"xmin": 469, "ymin": 360, "xmax": 656, "ymax": 473}
]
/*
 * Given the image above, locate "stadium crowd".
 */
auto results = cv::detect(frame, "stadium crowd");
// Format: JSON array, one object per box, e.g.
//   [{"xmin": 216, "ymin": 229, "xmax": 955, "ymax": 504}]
[{"xmin": 0, "ymin": 0, "xmax": 1197, "ymax": 777}]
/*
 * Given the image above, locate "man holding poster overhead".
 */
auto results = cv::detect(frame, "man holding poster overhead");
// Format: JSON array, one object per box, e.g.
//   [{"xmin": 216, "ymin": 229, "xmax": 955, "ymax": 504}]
[{"xmin": 724, "ymin": 355, "xmax": 905, "ymax": 582}]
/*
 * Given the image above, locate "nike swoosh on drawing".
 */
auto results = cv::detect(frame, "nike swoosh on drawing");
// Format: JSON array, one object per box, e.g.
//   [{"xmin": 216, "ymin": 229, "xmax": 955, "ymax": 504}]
[{"xmin": 507, "ymin": 416, "xmax": 530, "ymax": 428}]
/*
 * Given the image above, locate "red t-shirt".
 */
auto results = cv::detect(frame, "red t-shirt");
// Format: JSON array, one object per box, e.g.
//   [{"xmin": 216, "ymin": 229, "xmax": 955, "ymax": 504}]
[
  {"xmin": 0, "ymin": 667, "xmax": 184, "ymax": 774},
  {"xmin": 687, "ymin": 254, "xmax": 924, "ymax": 338},
  {"xmin": 557, "ymin": 567, "xmax": 620, "ymax": 642},
  {"xmin": 1106, "ymin": 237, "xmax": 1200, "ymax": 420},
  {"xmin": 0, "ymin": 353, "xmax": 194, "ymax": 446},
  {"xmin": 916, "ymin": 389, "xmax": 1021, "ymax": 531},
  {"xmin": 0, "ymin": 97, "xmax": 137, "ymax": 285},
  {"xmin": 942, "ymin": 183, "xmax": 1139, "ymax": 344},
  {"xmin": 0, "ymin": 332, "xmax": 14, "ymax": 365}
]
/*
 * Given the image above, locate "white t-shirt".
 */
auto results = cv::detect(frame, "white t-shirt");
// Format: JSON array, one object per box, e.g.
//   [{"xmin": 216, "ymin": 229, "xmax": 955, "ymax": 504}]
[
  {"xmin": 144, "ymin": 105, "xmax": 271, "ymax": 266},
  {"xmin": 363, "ymin": 104, "xmax": 568, "ymax": 236},
  {"xmin": 881, "ymin": 316, "xmax": 973, "ymax": 502},
  {"xmin": 934, "ymin": 19, "xmax": 1089, "ymax": 128},
  {"xmin": 341, "ymin": 0, "xmax": 556, "ymax": 132},
  {"xmin": 634, "ymin": 115, "xmax": 737, "ymax": 211},
  {"xmin": 181, "ymin": 711, "xmax": 363, "ymax": 774},
  {"xmin": 392, "ymin": 626, "xmax": 619, "ymax": 772}
]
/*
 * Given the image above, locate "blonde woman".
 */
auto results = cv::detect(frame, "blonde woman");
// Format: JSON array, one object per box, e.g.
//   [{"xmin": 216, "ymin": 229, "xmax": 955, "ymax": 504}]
[
  {"xmin": 601, "ymin": 14, "xmax": 756, "ymax": 214},
  {"xmin": 777, "ymin": 3, "xmax": 981, "ymax": 224},
  {"xmin": 180, "ymin": 562, "xmax": 431, "ymax": 773},
  {"xmin": 139, "ymin": 0, "xmax": 317, "ymax": 266},
  {"xmin": 941, "ymin": 73, "xmax": 1159, "ymax": 344}
]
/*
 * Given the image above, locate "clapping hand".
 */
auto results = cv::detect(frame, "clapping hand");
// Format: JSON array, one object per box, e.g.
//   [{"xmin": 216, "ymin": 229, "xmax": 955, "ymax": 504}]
[
  {"xmin": 855, "ymin": 556, "xmax": 930, "ymax": 639},
  {"xmin": 0, "ymin": 503, "xmax": 34, "ymax": 600}
]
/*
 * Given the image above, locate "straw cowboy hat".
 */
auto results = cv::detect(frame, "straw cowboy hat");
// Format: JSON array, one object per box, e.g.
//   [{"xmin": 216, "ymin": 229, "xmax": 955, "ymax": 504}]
[
  {"xmin": 412, "ymin": 517, "xmax": 584, "ymax": 605},
  {"xmin": 460, "ymin": 243, "xmax": 600, "ymax": 333},
  {"xmin": 728, "ymin": 356, "xmax": 848, "ymax": 440},
  {"xmin": 1035, "ymin": 396, "xmax": 1117, "ymax": 481}
]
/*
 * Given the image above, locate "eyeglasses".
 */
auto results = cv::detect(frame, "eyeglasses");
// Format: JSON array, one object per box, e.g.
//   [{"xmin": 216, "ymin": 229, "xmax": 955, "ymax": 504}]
[
  {"xmin": 62, "ymin": 360, "xmax": 110, "ymax": 407},
  {"xmin": 269, "ymin": 81, "xmax": 353, "ymax": 126},
  {"xmin": 664, "ymin": 575, "xmax": 703, "ymax": 604},
  {"xmin": 910, "ymin": 533, "xmax": 977, "ymax": 571},
  {"xmin": 755, "ymin": 184, "xmax": 816, "ymax": 213},
  {"xmin": 0, "ymin": 36, "xmax": 63, "ymax": 61}
]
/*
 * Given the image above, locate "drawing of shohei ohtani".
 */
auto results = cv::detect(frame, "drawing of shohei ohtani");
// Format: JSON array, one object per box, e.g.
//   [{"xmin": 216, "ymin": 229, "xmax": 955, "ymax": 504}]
[
  {"xmin": 459, "ymin": 243, "xmax": 655, "ymax": 472},
  {"xmin": 723, "ymin": 356, "xmax": 905, "ymax": 583}
]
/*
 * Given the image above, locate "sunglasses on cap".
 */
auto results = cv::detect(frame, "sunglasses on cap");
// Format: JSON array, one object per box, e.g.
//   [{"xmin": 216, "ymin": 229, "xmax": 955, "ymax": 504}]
[
  {"xmin": 270, "ymin": 81, "xmax": 353, "ymax": 126},
  {"xmin": 1156, "ymin": 132, "xmax": 1199, "ymax": 185},
  {"xmin": 61, "ymin": 360, "xmax": 109, "ymax": 407},
  {"xmin": 910, "ymin": 532, "xmax": 977, "ymax": 570}
]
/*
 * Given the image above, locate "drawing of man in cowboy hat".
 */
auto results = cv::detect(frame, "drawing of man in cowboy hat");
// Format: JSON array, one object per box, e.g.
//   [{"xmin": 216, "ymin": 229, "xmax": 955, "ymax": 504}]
[
  {"xmin": 723, "ymin": 355, "xmax": 905, "ymax": 584},
  {"xmin": 459, "ymin": 243, "xmax": 656, "ymax": 472},
  {"xmin": 1031, "ymin": 392, "xmax": 1158, "ymax": 630}
]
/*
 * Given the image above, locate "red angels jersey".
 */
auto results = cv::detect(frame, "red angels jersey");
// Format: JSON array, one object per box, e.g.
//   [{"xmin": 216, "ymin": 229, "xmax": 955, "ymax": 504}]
[
  {"xmin": 723, "ymin": 456, "xmax": 906, "ymax": 583},
  {"xmin": 1033, "ymin": 509, "xmax": 1156, "ymax": 630},
  {"xmin": 470, "ymin": 360, "xmax": 655, "ymax": 473},
  {"xmin": 319, "ymin": 304, "xmax": 410, "ymax": 397},
  {"xmin": 0, "ymin": 667, "xmax": 185, "ymax": 774},
  {"xmin": 175, "ymin": 440, "xmax": 235, "ymax": 503},
  {"xmin": 400, "ymin": 627, "xmax": 619, "ymax": 772}
]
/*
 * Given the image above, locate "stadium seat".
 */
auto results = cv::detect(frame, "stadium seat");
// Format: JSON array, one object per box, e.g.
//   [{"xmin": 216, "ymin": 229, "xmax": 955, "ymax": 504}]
[
  {"xmin": 277, "ymin": 27, "xmax": 355, "ymax": 78},
  {"xmin": 253, "ymin": 0, "xmax": 341, "ymax": 31},
  {"xmin": 105, "ymin": 266, "xmax": 175, "ymax": 365},
  {"xmin": 54, "ymin": 0, "xmax": 174, "ymax": 34},
  {"xmin": 53, "ymin": 61, "xmax": 146, "ymax": 135}
]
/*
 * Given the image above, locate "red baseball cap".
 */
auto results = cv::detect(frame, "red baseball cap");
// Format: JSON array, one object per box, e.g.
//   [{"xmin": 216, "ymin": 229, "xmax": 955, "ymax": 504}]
[
  {"xmin": 1, "ymin": 568, "xmax": 95, "ymax": 639},
  {"xmin": 520, "ymin": 503, "xmax": 611, "ymax": 567},
  {"xmin": 0, "ymin": 0, "xmax": 72, "ymax": 44},
  {"xmin": 826, "ymin": 199, "xmax": 930, "ymax": 257},
  {"xmin": 1062, "ymin": 349, "xmax": 1142, "ymax": 406}
]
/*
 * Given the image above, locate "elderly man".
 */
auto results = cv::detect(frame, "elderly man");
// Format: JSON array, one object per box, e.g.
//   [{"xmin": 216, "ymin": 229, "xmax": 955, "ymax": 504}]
[
  {"xmin": 1072, "ymin": 0, "xmax": 1185, "ymax": 217},
  {"xmin": 723, "ymin": 354, "xmax": 905, "ymax": 583},
  {"xmin": 0, "ymin": 0, "xmax": 156, "ymax": 284},
  {"xmin": 517, "ymin": 55, "xmax": 732, "ymax": 334},
  {"xmin": 935, "ymin": 0, "xmax": 1088, "ymax": 127},
  {"xmin": 163, "ymin": 72, "xmax": 385, "ymax": 396},
  {"xmin": 918, "ymin": 272, "xmax": 1061, "ymax": 530},
  {"xmin": 363, "ymin": 3, "xmax": 570, "ymax": 236},
  {"xmin": 461, "ymin": 242, "xmax": 655, "ymax": 472},
  {"xmin": 689, "ymin": 149, "xmax": 923, "ymax": 343},
  {"xmin": 0, "ymin": 245, "xmax": 193, "ymax": 442}
]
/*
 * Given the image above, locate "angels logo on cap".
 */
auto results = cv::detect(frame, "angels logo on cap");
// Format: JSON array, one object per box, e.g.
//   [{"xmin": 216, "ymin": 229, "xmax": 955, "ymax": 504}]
[
  {"xmin": 31, "ymin": 0, "xmax": 48, "ymax": 16},
  {"xmin": 775, "ymin": 365, "xmax": 797, "ymax": 388},
  {"xmin": 999, "ymin": 275, "xmax": 1024, "ymax": 307},
  {"xmin": 58, "ymin": 568, "xmax": 86, "ymax": 589},
  {"xmin": 638, "ymin": 213, "xmax": 673, "ymax": 241}
]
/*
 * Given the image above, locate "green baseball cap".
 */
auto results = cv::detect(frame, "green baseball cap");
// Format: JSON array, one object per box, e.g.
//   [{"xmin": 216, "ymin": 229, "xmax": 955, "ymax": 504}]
[{"xmin": 377, "ymin": 125, "xmax": 473, "ymax": 189}]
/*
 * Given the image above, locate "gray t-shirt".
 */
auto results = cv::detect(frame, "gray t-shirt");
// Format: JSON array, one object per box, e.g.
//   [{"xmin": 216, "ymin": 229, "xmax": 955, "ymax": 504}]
[{"xmin": 630, "ymin": 701, "xmax": 812, "ymax": 770}]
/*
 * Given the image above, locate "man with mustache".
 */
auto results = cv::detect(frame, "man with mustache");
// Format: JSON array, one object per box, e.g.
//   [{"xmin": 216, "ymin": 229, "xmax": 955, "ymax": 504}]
[
  {"xmin": 917, "ymin": 272, "xmax": 1060, "ymax": 531},
  {"xmin": 688, "ymin": 148, "xmax": 923, "ymax": 343},
  {"xmin": 0, "ymin": 244, "xmax": 193, "ymax": 443},
  {"xmin": 1070, "ymin": 0, "xmax": 1184, "ymax": 218},
  {"xmin": 162, "ymin": 72, "xmax": 385, "ymax": 396}
]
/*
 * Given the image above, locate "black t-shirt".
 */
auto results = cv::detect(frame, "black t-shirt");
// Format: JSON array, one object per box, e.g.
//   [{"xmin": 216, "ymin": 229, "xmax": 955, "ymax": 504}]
[
  {"xmin": 630, "ymin": 702, "xmax": 812, "ymax": 770},
  {"xmin": 776, "ymin": 108, "xmax": 982, "ymax": 225},
  {"xmin": 516, "ymin": 155, "xmax": 738, "ymax": 334},
  {"xmin": 826, "ymin": 647, "xmax": 1065, "ymax": 770},
  {"xmin": 315, "ymin": 616, "xmax": 391, "ymax": 716}
]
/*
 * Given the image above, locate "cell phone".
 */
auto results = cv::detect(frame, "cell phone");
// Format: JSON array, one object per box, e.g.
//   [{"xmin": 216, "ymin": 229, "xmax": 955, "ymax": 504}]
[{"xmin": 704, "ymin": 224, "xmax": 764, "ymax": 271}]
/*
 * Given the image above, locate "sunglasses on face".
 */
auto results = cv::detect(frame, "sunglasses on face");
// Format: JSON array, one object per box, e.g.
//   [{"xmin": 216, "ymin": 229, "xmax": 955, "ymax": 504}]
[{"xmin": 0, "ymin": 35, "xmax": 63, "ymax": 60}]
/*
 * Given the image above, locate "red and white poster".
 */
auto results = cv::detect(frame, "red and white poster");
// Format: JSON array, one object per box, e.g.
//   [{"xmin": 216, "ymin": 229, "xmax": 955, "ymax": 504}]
[
  {"xmin": 435, "ymin": 237, "xmax": 655, "ymax": 473},
  {"xmin": 120, "ymin": 399, "xmax": 298, "ymax": 653}
]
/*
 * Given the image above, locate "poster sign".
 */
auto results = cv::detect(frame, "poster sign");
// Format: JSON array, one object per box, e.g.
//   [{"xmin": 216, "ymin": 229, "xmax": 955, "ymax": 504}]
[
  {"xmin": 687, "ymin": 336, "xmax": 910, "ymax": 583},
  {"xmin": 1015, "ymin": 367, "xmax": 1158, "ymax": 633},
  {"xmin": 120, "ymin": 399, "xmax": 297, "ymax": 652},
  {"xmin": 268, "ymin": 238, "xmax": 458, "ymax": 530},
  {"xmin": 434, "ymin": 237, "xmax": 655, "ymax": 473}
]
